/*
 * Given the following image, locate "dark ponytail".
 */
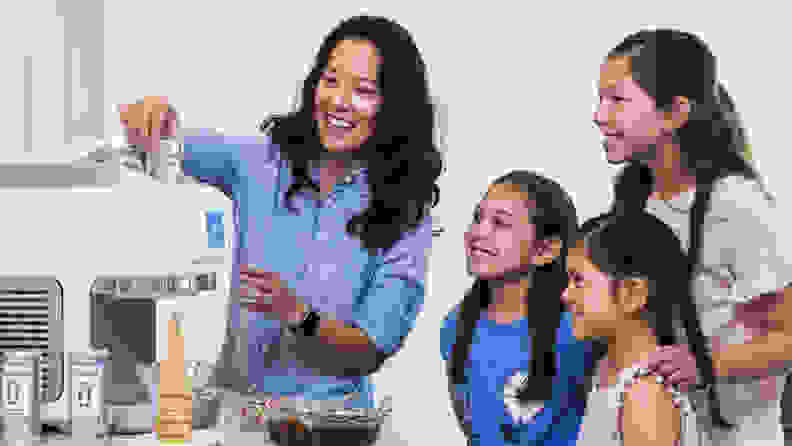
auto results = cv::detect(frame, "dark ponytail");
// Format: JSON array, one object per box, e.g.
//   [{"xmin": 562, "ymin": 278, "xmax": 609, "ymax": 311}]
[
  {"xmin": 610, "ymin": 137, "xmax": 736, "ymax": 431},
  {"xmin": 450, "ymin": 278, "xmax": 491, "ymax": 387},
  {"xmin": 610, "ymin": 163, "xmax": 653, "ymax": 216},
  {"xmin": 686, "ymin": 184, "xmax": 733, "ymax": 428}
]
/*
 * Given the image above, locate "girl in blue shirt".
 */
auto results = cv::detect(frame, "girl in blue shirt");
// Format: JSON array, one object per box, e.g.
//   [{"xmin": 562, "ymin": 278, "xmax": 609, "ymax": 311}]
[{"xmin": 441, "ymin": 171, "xmax": 596, "ymax": 445}]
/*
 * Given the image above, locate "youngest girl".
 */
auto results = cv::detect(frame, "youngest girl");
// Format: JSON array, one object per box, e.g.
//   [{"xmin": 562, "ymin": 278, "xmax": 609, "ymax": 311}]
[{"xmin": 564, "ymin": 212, "xmax": 712, "ymax": 445}]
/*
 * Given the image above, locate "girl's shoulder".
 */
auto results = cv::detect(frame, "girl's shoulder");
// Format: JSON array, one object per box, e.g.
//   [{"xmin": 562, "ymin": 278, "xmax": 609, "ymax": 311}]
[
  {"xmin": 582, "ymin": 358, "xmax": 698, "ymax": 446},
  {"xmin": 613, "ymin": 362, "xmax": 693, "ymax": 414},
  {"xmin": 709, "ymin": 174, "xmax": 775, "ymax": 219}
]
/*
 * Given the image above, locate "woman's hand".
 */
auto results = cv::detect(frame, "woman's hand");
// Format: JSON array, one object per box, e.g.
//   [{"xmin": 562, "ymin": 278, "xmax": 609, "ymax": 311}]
[
  {"xmin": 734, "ymin": 292, "xmax": 785, "ymax": 333},
  {"xmin": 642, "ymin": 344, "xmax": 700, "ymax": 393},
  {"xmin": 730, "ymin": 301, "xmax": 784, "ymax": 399},
  {"xmin": 239, "ymin": 266, "xmax": 307, "ymax": 324},
  {"xmin": 119, "ymin": 96, "xmax": 179, "ymax": 152},
  {"xmin": 712, "ymin": 319, "xmax": 780, "ymax": 400},
  {"xmin": 644, "ymin": 318, "xmax": 776, "ymax": 394}
]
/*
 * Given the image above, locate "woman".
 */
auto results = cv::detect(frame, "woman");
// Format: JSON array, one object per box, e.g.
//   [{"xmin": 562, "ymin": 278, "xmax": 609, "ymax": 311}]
[
  {"xmin": 120, "ymin": 14, "xmax": 442, "ymax": 419},
  {"xmin": 565, "ymin": 212, "xmax": 710, "ymax": 445},
  {"xmin": 440, "ymin": 171, "xmax": 596, "ymax": 445},
  {"xmin": 594, "ymin": 29, "xmax": 792, "ymax": 444}
]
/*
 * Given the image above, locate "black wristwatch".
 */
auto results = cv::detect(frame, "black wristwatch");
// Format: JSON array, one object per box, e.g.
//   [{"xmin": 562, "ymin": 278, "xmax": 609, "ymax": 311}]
[{"xmin": 288, "ymin": 307, "xmax": 320, "ymax": 337}]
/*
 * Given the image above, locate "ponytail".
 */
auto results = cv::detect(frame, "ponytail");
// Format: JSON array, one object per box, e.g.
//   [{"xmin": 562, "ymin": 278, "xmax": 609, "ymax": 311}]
[
  {"xmin": 686, "ymin": 182, "xmax": 734, "ymax": 429},
  {"xmin": 611, "ymin": 166, "xmax": 735, "ymax": 429},
  {"xmin": 715, "ymin": 83, "xmax": 751, "ymax": 161},
  {"xmin": 610, "ymin": 163, "xmax": 653, "ymax": 216},
  {"xmin": 714, "ymin": 84, "xmax": 773, "ymax": 201},
  {"xmin": 517, "ymin": 266, "xmax": 565, "ymax": 403},
  {"xmin": 449, "ymin": 279, "xmax": 490, "ymax": 386}
]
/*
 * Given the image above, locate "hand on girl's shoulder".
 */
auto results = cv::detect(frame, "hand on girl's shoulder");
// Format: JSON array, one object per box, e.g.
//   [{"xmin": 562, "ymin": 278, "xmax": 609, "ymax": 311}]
[{"xmin": 622, "ymin": 375, "xmax": 681, "ymax": 445}]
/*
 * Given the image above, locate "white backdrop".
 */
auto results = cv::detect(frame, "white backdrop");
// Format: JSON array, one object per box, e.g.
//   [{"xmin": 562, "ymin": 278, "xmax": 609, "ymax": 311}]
[{"xmin": 7, "ymin": 1, "xmax": 792, "ymax": 444}]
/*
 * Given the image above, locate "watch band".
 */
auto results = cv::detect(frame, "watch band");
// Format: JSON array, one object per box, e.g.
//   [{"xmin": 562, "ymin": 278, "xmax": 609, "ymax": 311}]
[{"xmin": 289, "ymin": 307, "xmax": 320, "ymax": 337}]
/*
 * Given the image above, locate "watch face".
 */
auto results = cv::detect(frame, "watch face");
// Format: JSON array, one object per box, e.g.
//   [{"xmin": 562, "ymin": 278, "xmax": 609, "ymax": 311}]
[
  {"xmin": 303, "ymin": 312, "xmax": 320, "ymax": 335},
  {"xmin": 289, "ymin": 311, "xmax": 319, "ymax": 336}
]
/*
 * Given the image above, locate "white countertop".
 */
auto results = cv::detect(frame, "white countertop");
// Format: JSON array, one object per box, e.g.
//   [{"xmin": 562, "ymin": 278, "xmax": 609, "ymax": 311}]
[
  {"xmin": 24, "ymin": 417, "xmax": 409, "ymax": 446},
  {"xmin": 28, "ymin": 428, "xmax": 273, "ymax": 445}
]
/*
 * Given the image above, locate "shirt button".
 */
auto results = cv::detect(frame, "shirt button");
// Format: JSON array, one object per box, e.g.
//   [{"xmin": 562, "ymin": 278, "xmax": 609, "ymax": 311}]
[{"xmin": 344, "ymin": 175, "xmax": 354, "ymax": 184}]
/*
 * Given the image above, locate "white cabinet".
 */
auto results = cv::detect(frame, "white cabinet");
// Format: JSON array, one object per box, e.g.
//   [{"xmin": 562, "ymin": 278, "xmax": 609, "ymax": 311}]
[
  {"xmin": 1, "ymin": 0, "xmax": 105, "ymax": 158},
  {"xmin": 58, "ymin": 0, "xmax": 106, "ymax": 149}
]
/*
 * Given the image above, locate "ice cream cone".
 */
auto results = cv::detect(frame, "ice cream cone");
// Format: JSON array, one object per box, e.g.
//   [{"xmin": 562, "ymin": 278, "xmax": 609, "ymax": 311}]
[{"xmin": 156, "ymin": 314, "xmax": 193, "ymax": 443}]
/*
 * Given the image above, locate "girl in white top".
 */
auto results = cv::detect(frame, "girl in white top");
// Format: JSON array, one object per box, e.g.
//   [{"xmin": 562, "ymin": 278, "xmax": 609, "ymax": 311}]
[
  {"xmin": 593, "ymin": 29, "xmax": 792, "ymax": 445},
  {"xmin": 564, "ymin": 212, "xmax": 707, "ymax": 446}
]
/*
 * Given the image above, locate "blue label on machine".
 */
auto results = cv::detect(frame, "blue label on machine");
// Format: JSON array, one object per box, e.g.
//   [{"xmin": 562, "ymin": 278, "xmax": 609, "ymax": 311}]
[{"xmin": 206, "ymin": 210, "xmax": 225, "ymax": 249}]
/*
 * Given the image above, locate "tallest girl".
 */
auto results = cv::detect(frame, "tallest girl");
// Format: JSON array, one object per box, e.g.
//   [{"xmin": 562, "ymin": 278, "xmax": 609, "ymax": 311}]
[{"xmin": 594, "ymin": 29, "xmax": 792, "ymax": 444}]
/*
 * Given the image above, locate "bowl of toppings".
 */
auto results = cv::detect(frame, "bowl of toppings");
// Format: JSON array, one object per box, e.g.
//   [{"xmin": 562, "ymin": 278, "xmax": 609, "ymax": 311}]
[{"xmin": 267, "ymin": 396, "xmax": 392, "ymax": 446}]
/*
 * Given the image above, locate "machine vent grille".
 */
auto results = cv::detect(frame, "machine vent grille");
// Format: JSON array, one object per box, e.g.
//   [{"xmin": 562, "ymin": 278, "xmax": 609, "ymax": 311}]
[{"xmin": 0, "ymin": 278, "xmax": 63, "ymax": 402}]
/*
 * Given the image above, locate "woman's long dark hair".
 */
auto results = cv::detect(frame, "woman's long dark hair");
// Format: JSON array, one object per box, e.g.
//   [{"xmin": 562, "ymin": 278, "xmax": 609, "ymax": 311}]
[
  {"xmin": 605, "ymin": 29, "xmax": 774, "ymax": 429},
  {"xmin": 260, "ymin": 15, "xmax": 443, "ymax": 255},
  {"xmin": 449, "ymin": 171, "xmax": 578, "ymax": 405}
]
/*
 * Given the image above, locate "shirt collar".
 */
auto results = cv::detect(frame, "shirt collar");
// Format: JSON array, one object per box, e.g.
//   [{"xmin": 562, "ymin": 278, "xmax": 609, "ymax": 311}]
[
  {"xmin": 308, "ymin": 160, "xmax": 368, "ymax": 186},
  {"xmin": 648, "ymin": 187, "xmax": 696, "ymax": 212}
]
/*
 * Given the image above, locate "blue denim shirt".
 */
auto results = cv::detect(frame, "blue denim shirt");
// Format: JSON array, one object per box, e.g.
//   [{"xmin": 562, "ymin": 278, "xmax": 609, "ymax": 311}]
[
  {"xmin": 441, "ymin": 308, "xmax": 595, "ymax": 445},
  {"xmin": 181, "ymin": 130, "xmax": 431, "ymax": 408}
]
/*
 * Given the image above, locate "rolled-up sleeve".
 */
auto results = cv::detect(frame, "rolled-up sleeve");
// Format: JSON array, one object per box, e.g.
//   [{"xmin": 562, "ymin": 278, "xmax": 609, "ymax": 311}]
[
  {"xmin": 178, "ymin": 128, "xmax": 240, "ymax": 190},
  {"xmin": 352, "ymin": 215, "xmax": 433, "ymax": 356},
  {"xmin": 720, "ymin": 179, "xmax": 792, "ymax": 300}
]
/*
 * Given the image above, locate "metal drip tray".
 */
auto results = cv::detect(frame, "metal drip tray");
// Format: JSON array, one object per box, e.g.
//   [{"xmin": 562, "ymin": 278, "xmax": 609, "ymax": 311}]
[
  {"xmin": 106, "ymin": 402, "xmax": 154, "ymax": 434},
  {"xmin": 105, "ymin": 393, "xmax": 219, "ymax": 433}
]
